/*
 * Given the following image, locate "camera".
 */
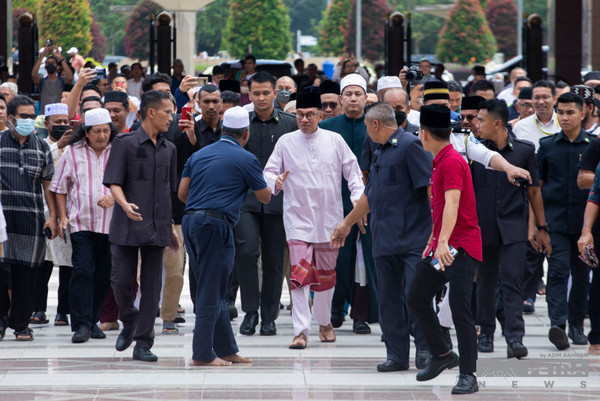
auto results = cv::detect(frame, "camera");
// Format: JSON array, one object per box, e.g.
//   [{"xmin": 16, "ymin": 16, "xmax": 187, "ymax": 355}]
[{"xmin": 405, "ymin": 65, "xmax": 423, "ymax": 81}]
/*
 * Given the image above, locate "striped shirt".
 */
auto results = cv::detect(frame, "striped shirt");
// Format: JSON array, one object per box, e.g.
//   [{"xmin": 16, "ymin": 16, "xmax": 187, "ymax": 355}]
[
  {"xmin": 50, "ymin": 139, "xmax": 113, "ymax": 234},
  {"xmin": 0, "ymin": 130, "xmax": 54, "ymax": 267}
]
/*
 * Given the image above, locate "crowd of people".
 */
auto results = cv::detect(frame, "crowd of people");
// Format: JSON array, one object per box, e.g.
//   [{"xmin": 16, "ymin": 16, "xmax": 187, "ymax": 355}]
[{"xmin": 1, "ymin": 45, "xmax": 600, "ymax": 395}]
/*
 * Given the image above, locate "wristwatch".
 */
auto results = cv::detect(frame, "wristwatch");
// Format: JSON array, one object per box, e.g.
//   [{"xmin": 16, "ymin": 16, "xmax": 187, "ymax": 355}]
[{"xmin": 536, "ymin": 223, "xmax": 549, "ymax": 232}]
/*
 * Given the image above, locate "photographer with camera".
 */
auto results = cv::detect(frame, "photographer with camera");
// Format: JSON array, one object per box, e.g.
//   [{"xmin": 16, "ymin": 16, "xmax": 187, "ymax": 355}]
[{"xmin": 33, "ymin": 40, "xmax": 74, "ymax": 111}]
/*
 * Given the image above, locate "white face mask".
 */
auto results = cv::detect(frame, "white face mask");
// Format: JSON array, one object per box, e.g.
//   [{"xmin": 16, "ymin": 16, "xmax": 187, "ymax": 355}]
[
  {"xmin": 240, "ymin": 87, "xmax": 249, "ymax": 95},
  {"xmin": 195, "ymin": 103, "xmax": 202, "ymax": 114}
]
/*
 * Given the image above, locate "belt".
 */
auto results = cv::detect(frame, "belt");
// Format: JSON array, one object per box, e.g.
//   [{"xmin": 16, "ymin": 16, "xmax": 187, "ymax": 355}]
[{"xmin": 185, "ymin": 209, "xmax": 229, "ymax": 222}]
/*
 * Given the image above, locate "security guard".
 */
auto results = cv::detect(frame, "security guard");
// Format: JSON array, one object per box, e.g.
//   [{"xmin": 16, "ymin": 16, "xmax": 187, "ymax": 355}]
[
  {"xmin": 472, "ymin": 99, "xmax": 551, "ymax": 358},
  {"xmin": 538, "ymin": 92, "xmax": 592, "ymax": 350},
  {"xmin": 331, "ymin": 102, "xmax": 432, "ymax": 372},
  {"xmin": 178, "ymin": 106, "xmax": 271, "ymax": 366}
]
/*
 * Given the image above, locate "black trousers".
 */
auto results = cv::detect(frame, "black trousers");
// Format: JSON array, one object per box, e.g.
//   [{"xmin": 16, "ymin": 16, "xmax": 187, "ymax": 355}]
[
  {"xmin": 0, "ymin": 263, "xmax": 35, "ymax": 332},
  {"xmin": 589, "ymin": 267, "xmax": 600, "ymax": 344},
  {"xmin": 522, "ymin": 243, "xmax": 544, "ymax": 302},
  {"xmin": 234, "ymin": 211, "xmax": 285, "ymax": 322},
  {"xmin": 546, "ymin": 232, "xmax": 590, "ymax": 328},
  {"xmin": 375, "ymin": 249, "xmax": 427, "ymax": 365},
  {"xmin": 34, "ymin": 260, "xmax": 71, "ymax": 314},
  {"xmin": 69, "ymin": 232, "xmax": 112, "ymax": 331},
  {"xmin": 111, "ymin": 243, "xmax": 164, "ymax": 349},
  {"xmin": 477, "ymin": 242, "xmax": 526, "ymax": 343},
  {"xmin": 408, "ymin": 250, "xmax": 478, "ymax": 375}
]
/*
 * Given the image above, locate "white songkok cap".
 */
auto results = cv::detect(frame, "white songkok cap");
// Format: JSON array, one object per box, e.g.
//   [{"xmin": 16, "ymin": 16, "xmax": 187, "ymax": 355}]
[
  {"xmin": 44, "ymin": 103, "xmax": 68, "ymax": 117},
  {"xmin": 223, "ymin": 106, "xmax": 249, "ymax": 129},
  {"xmin": 84, "ymin": 108, "xmax": 112, "ymax": 127},
  {"xmin": 340, "ymin": 73, "xmax": 367, "ymax": 94},
  {"xmin": 377, "ymin": 76, "xmax": 402, "ymax": 92},
  {"xmin": 67, "ymin": 47, "xmax": 78, "ymax": 54}
]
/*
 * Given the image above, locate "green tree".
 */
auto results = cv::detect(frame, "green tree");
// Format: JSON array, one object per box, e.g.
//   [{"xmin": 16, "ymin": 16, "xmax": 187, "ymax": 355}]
[
  {"xmin": 89, "ymin": 0, "xmax": 134, "ymax": 56},
  {"xmin": 224, "ymin": 0, "xmax": 292, "ymax": 59},
  {"xmin": 196, "ymin": 0, "xmax": 229, "ymax": 56},
  {"xmin": 317, "ymin": 0, "xmax": 351, "ymax": 56},
  {"xmin": 89, "ymin": 15, "xmax": 107, "ymax": 62},
  {"xmin": 124, "ymin": 0, "xmax": 163, "ymax": 60},
  {"xmin": 285, "ymin": 0, "xmax": 326, "ymax": 39},
  {"xmin": 37, "ymin": 0, "xmax": 93, "ymax": 56},
  {"xmin": 485, "ymin": 0, "xmax": 517, "ymax": 59},
  {"xmin": 436, "ymin": 0, "xmax": 497, "ymax": 64},
  {"xmin": 344, "ymin": 0, "xmax": 391, "ymax": 62},
  {"xmin": 12, "ymin": 0, "xmax": 39, "ymax": 11}
]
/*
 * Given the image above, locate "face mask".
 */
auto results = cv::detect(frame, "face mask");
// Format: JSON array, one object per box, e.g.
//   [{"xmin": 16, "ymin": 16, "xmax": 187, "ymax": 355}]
[
  {"xmin": 240, "ymin": 87, "xmax": 249, "ymax": 95},
  {"xmin": 51, "ymin": 124, "xmax": 69, "ymax": 139},
  {"xmin": 276, "ymin": 89, "xmax": 291, "ymax": 104},
  {"xmin": 12, "ymin": 118, "xmax": 35, "ymax": 136},
  {"xmin": 46, "ymin": 64, "xmax": 57, "ymax": 74},
  {"xmin": 195, "ymin": 103, "xmax": 202, "ymax": 114},
  {"xmin": 394, "ymin": 110, "xmax": 407, "ymax": 126}
]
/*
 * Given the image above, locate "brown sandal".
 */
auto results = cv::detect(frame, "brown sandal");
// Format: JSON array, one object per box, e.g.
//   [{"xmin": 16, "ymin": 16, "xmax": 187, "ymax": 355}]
[
  {"xmin": 319, "ymin": 324, "xmax": 336, "ymax": 343},
  {"xmin": 289, "ymin": 333, "xmax": 308, "ymax": 349}
]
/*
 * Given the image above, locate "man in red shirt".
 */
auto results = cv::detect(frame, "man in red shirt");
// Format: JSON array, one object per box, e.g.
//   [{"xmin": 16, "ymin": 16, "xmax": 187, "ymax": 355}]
[{"xmin": 407, "ymin": 105, "xmax": 481, "ymax": 395}]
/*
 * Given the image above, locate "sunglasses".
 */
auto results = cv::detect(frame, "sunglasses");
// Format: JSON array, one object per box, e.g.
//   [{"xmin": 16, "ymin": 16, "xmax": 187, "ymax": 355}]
[
  {"xmin": 460, "ymin": 115, "xmax": 476, "ymax": 121},
  {"xmin": 321, "ymin": 102, "xmax": 338, "ymax": 110}
]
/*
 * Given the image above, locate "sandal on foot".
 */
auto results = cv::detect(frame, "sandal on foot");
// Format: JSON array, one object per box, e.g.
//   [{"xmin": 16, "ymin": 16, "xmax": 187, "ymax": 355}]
[
  {"xmin": 289, "ymin": 333, "xmax": 307, "ymax": 349},
  {"xmin": 99, "ymin": 321, "xmax": 119, "ymax": 331},
  {"xmin": 523, "ymin": 299, "xmax": 535, "ymax": 314},
  {"xmin": 177, "ymin": 304, "xmax": 185, "ymax": 314},
  {"xmin": 30, "ymin": 312, "xmax": 48, "ymax": 325},
  {"xmin": 54, "ymin": 314, "xmax": 69, "ymax": 326},
  {"xmin": 319, "ymin": 324, "xmax": 336, "ymax": 342},
  {"xmin": 162, "ymin": 321, "xmax": 179, "ymax": 334},
  {"xmin": 15, "ymin": 328, "xmax": 34, "ymax": 341}
]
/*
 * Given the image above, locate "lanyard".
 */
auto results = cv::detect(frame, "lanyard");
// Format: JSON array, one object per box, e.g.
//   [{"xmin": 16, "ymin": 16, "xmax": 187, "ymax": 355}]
[{"xmin": 534, "ymin": 113, "xmax": 560, "ymax": 136}]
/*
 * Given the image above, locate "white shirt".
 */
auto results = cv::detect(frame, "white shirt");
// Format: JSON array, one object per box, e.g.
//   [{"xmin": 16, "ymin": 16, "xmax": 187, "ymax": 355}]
[
  {"xmin": 497, "ymin": 86, "xmax": 516, "ymax": 106},
  {"xmin": 513, "ymin": 111, "xmax": 561, "ymax": 151},
  {"xmin": 450, "ymin": 131, "xmax": 498, "ymax": 167},
  {"xmin": 126, "ymin": 78, "xmax": 143, "ymax": 100},
  {"xmin": 407, "ymin": 109, "xmax": 420, "ymax": 126}
]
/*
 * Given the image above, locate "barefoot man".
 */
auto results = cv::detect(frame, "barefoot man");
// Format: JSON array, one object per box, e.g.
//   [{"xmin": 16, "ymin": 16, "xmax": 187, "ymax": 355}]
[{"xmin": 178, "ymin": 106, "xmax": 271, "ymax": 366}]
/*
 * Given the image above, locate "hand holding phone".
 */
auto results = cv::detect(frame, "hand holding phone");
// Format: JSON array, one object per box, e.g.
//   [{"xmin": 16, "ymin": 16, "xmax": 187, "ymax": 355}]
[
  {"xmin": 180, "ymin": 106, "xmax": 192, "ymax": 122},
  {"xmin": 513, "ymin": 177, "xmax": 528, "ymax": 185},
  {"xmin": 431, "ymin": 246, "xmax": 458, "ymax": 271},
  {"xmin": 70, "ymin": 120, "xmax": 80, "ymax": 131}
]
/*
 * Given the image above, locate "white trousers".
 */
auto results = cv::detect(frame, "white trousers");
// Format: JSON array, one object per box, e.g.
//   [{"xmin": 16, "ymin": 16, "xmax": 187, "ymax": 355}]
[{"xmin": 291, "ymin": 287, "xmax": 335, "ymax": 337}]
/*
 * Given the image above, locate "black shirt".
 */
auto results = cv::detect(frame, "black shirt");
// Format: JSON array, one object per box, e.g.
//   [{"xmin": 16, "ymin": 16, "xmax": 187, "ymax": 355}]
[
  {"xmin": 538, "ymin": 129, "xmax": 592, "ymax": 235},
  {"xmin": 242, "ymin": 109, "xmax": 297, "ymax": 214},
  {"xmin": 579, "ymin": 136, "xmax": 600, "ymax": 172},
  {"xmin": 103, "ymin": 128, "xmax": 178, "ymax": 246},
  {"xmin": 472, "ymin": 133, "xmax": 539, "ymax": 246}
]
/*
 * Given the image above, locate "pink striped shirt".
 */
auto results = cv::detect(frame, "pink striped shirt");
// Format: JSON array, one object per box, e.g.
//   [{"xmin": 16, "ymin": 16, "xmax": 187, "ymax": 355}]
[{"xmin": 50, "ymin": 140, "xmax": 113, "ymax": 234}]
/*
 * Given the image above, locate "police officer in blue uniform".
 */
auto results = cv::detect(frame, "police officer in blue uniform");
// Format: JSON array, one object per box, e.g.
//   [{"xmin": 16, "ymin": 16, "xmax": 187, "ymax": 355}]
[{"xmin": 178, "ymin": 106, "xmax": 272, "ymax": 366}]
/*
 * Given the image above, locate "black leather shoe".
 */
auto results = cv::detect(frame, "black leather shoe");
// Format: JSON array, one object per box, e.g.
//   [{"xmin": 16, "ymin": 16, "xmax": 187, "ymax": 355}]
[
  {"xmin": 568, "ymin": 325, "xmax": 588, "ymax": 345},
  {"xmin": 116, "ymin": 327, "xmax": 135, "ymax": 351},
  {"xmin": 441, "ymin": 326, "xmax": 453, "ymax": 350},
  {"xmin": 415, "ymin": 348, "xmax": 431, "ymax": 369},
  {"xmin": 377, "ymin": 359, "xmax": 409, "ymax": 372},
  {"xmin": 451, "ymin": 374, "xmax": 479, "ymax": 394},
  {"xmin": 228, "ymin": 305, "xmax": 238, "ymax": 321},
  {"xmin": 548, "ymin": 326, "xmax": 570, "ymax": 350},
  {"xmin": 260, "ymin": 320, "xmax": 276, "ymax": 336},
  {"xmin": 132, "ymin": 346, "xmax": 158, "ymax": 362},
  {"xmin": 173, "ymin": 314, "xmax": 186, "ymax": 324},
  {"xmin": 90, "ymin": 324, "xmax": 106, "ymax": 339},
  {"xmin": 239, "ymin": 311, "xmax": 259, "ymax": 335},
  {"xmin": 331, "ymin": 309, "xmax": 345, "ymax": 329},
  {"xmin": 352, "ymin": 320, "xmax": 371, "ymax": 334},
  {"xmin": 71, "ymin": 325, "xmax": 90, "ymax": 343},
  {"xmin": 478, "ymin": 334, "xmax": 494, "ymax": 353},
  {"xmin": 507, "ymin": 340, "xmax": 528, "ymax": 359},
  {"xmin": 416, "ymin": 351, "xmax": 459, "ymax": 381}
]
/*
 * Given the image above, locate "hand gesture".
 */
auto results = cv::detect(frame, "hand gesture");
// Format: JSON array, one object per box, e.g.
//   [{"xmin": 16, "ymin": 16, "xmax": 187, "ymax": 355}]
[
  {"xmin": 330, "ymin": 222, "xmax": 350, "ymax": 248},
  {"xmin": 78, "ymin": 68, "xmax": 97, "ymax": 85},
  {"xmin": 123, "ymin": 202, "xmax": 142, "ymax": 221},
  {"xmin": 179, "ymin": 111, "xmax": 196, "ymax": 144},
  {"xmin": 276, "ymin": 170, "xmax": 289, "ymax": 190},
  {"xmin": 179, "ymin": 75, "xmax": 197, "ymax": 93},
  {"xmin": 97, "ymin": 195, "xmax": 115, "ymax": 209},
  {"xmin": 56, "ymin": 129, "xmax": 72, "ymax": 149}
]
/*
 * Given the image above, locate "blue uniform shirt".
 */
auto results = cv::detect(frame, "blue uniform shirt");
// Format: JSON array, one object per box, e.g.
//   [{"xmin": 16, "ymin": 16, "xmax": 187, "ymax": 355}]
[
  {"xmin": 364, "ymin": 128, "xmax": 433, "ymax": 257},
  {"xmin": 538, "ymin": 129, "xmax": 591, "ymax": 235},
  {"xmin": 182, "ymin": 135, "xmax": 267, "ymax": 226}
]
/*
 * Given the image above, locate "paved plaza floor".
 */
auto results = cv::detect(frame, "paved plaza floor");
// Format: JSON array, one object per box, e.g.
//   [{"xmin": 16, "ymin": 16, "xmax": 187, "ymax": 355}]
[{"xmin": 0, "ymin": 270, "xmax": 599, "ymax": 400}]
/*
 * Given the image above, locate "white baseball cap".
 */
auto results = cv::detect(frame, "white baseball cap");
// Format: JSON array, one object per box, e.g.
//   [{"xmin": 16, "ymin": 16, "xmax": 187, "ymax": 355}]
[{"xmin": 67, "ymin": 47, "xmax": 78, "ymax": 54}]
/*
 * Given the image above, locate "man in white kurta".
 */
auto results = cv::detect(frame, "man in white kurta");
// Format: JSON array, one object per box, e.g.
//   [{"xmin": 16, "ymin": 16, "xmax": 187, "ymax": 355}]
[{"xmin": 263, "ymin": 92, "xmax": 364, "ymax": 349}]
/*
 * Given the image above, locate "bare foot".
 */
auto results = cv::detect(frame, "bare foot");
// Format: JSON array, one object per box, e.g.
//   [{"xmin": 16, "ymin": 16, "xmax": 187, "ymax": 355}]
[
  {"xmin": 192, "ymin": 357, "xmax": 232, "ymax": 366},
  {"xmin": 222, "ymin": 354, "xmax": 252, "ymax": 364}
]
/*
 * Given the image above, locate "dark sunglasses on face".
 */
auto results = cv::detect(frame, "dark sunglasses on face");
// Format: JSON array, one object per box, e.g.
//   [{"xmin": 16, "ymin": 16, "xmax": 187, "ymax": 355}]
[{"xmin": 321, "ymin": 102, "xmax": 338, "ymax": 110}]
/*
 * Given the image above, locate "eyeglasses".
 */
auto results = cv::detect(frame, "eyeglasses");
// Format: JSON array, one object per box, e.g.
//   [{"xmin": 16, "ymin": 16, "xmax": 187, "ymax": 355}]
[
  {"xmin": 517, "ymin": 102, "xmax": 534, "ymax": 109},
  {"xmin": 16, "ymin": 113, "xmax": 36, "ymax": 119},
  {"xmin": 296, "ymin": 112, "xmax": 318, "ymax": 120},
  {"xmin": 460, "ymin": 115, "xmax": 476, "ymax": 121},
  {"xmin": 532, "ymin": 95, "xmax": 553, "ymax": 101},
  {"xmin": 321, "ymin": 102, "xmax": 338, "ymax": 110}
]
